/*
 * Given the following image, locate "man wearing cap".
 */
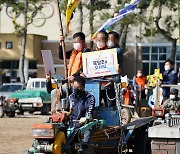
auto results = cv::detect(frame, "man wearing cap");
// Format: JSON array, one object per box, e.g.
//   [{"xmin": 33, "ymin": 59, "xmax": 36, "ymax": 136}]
[{"xmin": 162, "ymin": 88, "xmax": 180, "ymax": 113}]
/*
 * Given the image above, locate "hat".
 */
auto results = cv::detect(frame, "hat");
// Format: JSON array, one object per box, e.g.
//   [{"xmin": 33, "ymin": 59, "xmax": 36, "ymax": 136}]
[{"xmin": 170, "ymin": 88, "xmax": 178, "ymax": 95}]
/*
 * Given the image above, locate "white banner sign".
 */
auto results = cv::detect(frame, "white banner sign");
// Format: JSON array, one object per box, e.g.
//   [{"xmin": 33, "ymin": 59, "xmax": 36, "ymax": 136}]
[{"xmin": 82, "ymin": 48, "xmax": 118, "ymax": 78}]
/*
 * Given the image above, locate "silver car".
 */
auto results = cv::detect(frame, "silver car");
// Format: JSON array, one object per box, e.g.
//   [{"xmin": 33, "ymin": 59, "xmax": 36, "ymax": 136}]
[{"xmin": 0, "ymin": 83, "xmax": 26, "ymax": 99}]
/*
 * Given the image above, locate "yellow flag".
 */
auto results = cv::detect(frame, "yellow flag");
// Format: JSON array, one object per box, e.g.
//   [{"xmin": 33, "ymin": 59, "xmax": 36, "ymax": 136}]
[{"xmin": 66, "ymin": 0, "xmax": 80, "ymax": 33}]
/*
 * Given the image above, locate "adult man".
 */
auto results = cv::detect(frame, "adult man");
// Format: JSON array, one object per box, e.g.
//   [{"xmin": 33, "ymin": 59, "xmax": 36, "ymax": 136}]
[
  {"xmin": 108, "ymin": 31, "xmax": 123, "ymax": 74},
  {"xmin": 96, "ymin": 31, "xmax": 108, "ymax": 50},
  {"xmin": 133, "ymin": 69, "xmax": 146, "ymax": 114},
  {"xmin": 46, "ymin": 76, "xmax": 95, "ymax": 152},
  {"xmin": 161, "ymin": 59, "xmax": 177, "ymax": 101},
  {"xmin": 67, "ymin": 76, "xmax": 95, "ymax": 152},
  {"xmin": 59, "ymin": 32, "xmax": 90, "ymax": 80},
  {"xmin": 95, "ymin": 31, "xmax": 116, "ymax": 107},
  {"xmin": 133, "ymin": 69, "xmax": 146, "ymax": 100},
  {"xmin": 162, "ymin": 88, "xmax": 180, "ymax": 113}
]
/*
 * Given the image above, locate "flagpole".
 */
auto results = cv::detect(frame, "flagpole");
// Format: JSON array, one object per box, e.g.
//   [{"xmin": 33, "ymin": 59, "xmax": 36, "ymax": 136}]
[
  {"xmin": 56, "ymin": 0, "xmax": 68, "ymax": 78},
  {"xmin": 56, "ymin": 0, "xmax": 69, "ymax": 96}
]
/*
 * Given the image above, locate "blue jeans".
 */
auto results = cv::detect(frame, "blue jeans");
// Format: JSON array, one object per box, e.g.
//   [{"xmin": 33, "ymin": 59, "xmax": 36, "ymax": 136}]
[{"xmin": 81, "ymin": 129, "xmax": 92, "ymax": 148}]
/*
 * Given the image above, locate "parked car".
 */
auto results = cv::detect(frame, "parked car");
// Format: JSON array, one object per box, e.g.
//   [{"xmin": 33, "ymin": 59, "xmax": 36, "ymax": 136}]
[
  {"xmin": 0, "ymin": 83, "xmax": 25, "ymax": 118},
  {"xmin": 0, "ymin": 83, "xmax": 26, "ymax": 99},
  {"xmin": 9, "ymin": 78, "xmax": 51, "ymax": 115}
]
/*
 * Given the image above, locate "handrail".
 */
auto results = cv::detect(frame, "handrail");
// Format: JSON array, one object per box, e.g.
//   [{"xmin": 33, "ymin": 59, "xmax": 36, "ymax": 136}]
[
  {"xmin": 165, "ymin": 113, "xmax": 180, "ymax": 127},
  {"xmin": 161, "ymin": 84, "xmax": 180, "ymax": 88}
]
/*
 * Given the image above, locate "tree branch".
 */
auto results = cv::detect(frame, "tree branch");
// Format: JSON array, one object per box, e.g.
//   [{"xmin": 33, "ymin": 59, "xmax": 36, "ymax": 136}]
[{"xmin": 155, "ymin": 6, "xmax": 177, "ymax": 42}]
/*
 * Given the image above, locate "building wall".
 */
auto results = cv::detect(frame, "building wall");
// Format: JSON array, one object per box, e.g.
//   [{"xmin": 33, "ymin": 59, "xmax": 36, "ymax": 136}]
[
  {"xmin": 0, "ymin": 33, "xmax": 179, "ymax": 83},
  {"xmin": 122, "ymin": 45, "xmax": 136, "ymax": 78},
  {"xmin": 151, "ymin": 138, "xmax": 178, "ymax": 154},
  {"xmin": 0, "ymin": 34, "xmax": 47, "ymax": 83},
  {"xmin": 0, "ymin": 33, "xmax": 47, "ymax": 60},
  {"xmin": 39, "ymin": 41, "xmax": 74, "ymax": 78}
]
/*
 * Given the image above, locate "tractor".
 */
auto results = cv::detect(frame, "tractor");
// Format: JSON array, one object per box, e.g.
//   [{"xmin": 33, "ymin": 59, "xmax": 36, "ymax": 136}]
[{"xmin": 27, "ymin": 75, "xmax": 155, "ymax": 154}]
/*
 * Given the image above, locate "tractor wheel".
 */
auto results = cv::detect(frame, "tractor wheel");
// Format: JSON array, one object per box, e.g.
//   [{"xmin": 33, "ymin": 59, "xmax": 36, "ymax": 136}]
[
  {"xmin": 6, "ymin": 111, "xmax": 15, "ymax": 117},
  {"xmin": 53, "ymin": 131, "xmax": 66, "ymax": 154},
  {"xmin": 0, "ymin": 107, "xmax": 4, "ymax": 118},
  {"xmin": 121, "ymin": 108, "xmax": 131, "ymax": 124}
]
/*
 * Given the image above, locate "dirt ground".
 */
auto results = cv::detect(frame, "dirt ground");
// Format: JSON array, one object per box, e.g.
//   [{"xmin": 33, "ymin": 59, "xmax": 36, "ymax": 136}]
[
  {"xmin": 0, "ymin": 113, "xmax": 49, "ymax": 154},
  {"xmin": 0, "ymin": 112, "xmax": 139, "ymax": 154}
]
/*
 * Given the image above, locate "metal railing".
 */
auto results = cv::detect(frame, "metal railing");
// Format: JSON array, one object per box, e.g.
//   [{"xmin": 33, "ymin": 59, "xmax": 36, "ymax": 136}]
[{"xmin": 165, "ymin": 113, "xmax": 180, "ymax": 127}]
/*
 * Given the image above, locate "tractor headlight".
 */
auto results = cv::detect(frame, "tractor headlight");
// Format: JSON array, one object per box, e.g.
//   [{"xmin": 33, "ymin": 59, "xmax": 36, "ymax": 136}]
[
  {"xmin": 154, "ymin": 110, "xmax": 162, "ymax": 116},
  {"xmin": 152, "ymin": 108, "xmax": 165, "ymax": 117},
  {"xmin": 32, "ymin": 129, "xmax": 54, "ymax": 138},
  {"xmin": 32, "ymin": 124, "xmax": 54, "ymax": 138}
]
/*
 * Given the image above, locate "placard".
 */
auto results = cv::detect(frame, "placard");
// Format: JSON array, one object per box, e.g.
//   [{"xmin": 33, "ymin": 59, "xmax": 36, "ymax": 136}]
[
  {"xmin": 82, "ymin": 48, "xmax": 118, "ymax": 78},
  {"xmin": 41, "ymin": 50, "xmax": 55, "ymax": 75}
]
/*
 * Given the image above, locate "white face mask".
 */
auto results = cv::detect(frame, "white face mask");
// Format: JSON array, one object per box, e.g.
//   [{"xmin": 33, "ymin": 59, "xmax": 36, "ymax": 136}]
[
  {"xmin": 137, "ymin": 73, "xmax": 142, "ymax": 77},
  {"xmin": 96, "ymin": 41, "xmax": 105, "ymax": 49},
  {"xmin": 170, "ymin": 94, "xmax": 176, "ymax": 100},
  {"xmin": 107, "ymin": 41, "xmax": 114, "ymax": 48},
  {"xmin": 73, "ymin": 43, "xmax": 82, "ymax": 51},
  {"xmin": 164, "ymin": 65, "xmax": 171, "ymax": 71}
]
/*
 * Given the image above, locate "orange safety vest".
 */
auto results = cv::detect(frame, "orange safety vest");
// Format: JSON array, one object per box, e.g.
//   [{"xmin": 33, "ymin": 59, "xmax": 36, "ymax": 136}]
[
  {"xmin": 123, "ymin": 89, "xmax": 134, "ymax": 105},
  {"xmin": 68, "ymin": 49, "xmax": 82, "ymax": 77},
  {"xmin": 135, "ymin": 76, "xmax": 146, "ymax": 90},
  {"xmin": 124, "ymin": 90, "xmax": 130, "ymax": 105}
]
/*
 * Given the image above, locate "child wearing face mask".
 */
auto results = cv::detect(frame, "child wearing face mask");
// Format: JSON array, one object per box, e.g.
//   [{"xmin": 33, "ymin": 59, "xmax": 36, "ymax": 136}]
[
  {"xmin": 161, "ymin": 59, "xmax": 177, "ymax": 101},
  {"xmin": 162, "ymin": 88, "xmax": 180, "ymax": 113}
]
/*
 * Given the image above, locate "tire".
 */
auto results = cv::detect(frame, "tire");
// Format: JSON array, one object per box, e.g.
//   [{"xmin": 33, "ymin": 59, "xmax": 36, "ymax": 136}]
[
  {"xmin": 121, "ymin": 108, "xmax": 131, "ymax": 124},
  {"xmin": 28, "ymin": 110, "xmax": 34, "ymax": 114},
  {"xmin": 0, "ymin": 106, "xmax": 4, "ymax": 118},
  {"xmin": 17, "ymin": 107, "xmax": 24, "ymax": 115},
  {"xmin": 41, "ymin": 104, "xmax": 50, "ymax": 115},
  {"xmin": 53, "ymin": 131, "xmax": 66, "ymax": 154},
  {"xmin": 6, "ymin": 111, "xmax": 15, "ymax": 117}
]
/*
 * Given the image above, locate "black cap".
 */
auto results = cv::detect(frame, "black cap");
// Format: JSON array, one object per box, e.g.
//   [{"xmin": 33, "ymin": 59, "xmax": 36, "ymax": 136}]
[{"xmin": 170, "ymin": 88, "xmax": 178, "ymax": 95}]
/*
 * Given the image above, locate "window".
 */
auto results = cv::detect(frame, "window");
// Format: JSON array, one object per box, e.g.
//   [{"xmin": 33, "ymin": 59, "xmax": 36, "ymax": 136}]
[
  {"xmin": 141, "ymin": 46, "xmax": 180, "ymax": 76},
  {"xmin": 6, "ymin": 42, "xmax": 13, "ymax": 49},
  {"xmin": 29, "ymin": 60, "xmax": 37, "ymax": 69},
  {"xmin": 2, "ymin": 60, "xmax": 19, "ymax": 69},
  {"xmin": 35, "ymin": 82, "xmax": 40, "ymax": 88},
  {"xmin": 41, "ymin": 81, "xmax": 46, "ymax": 88}
]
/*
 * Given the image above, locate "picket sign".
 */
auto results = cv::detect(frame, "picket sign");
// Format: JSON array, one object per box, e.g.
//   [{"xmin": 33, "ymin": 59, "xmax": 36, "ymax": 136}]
[
  {"xmin": 41, "ymin": 50, "xmax": 55, "ymax": 75},
  {"xmin": 82, "ymin": 48, "xmax": 119, "ymax": 78}
]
